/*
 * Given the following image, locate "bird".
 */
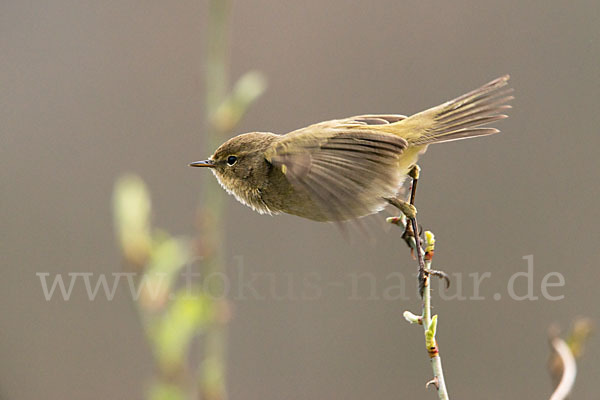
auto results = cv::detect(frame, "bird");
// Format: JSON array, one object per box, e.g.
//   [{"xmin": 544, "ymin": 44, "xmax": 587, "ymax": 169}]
[{"xmin": 190, "ymin": 75, "xmax": 513, "ymax": 223}]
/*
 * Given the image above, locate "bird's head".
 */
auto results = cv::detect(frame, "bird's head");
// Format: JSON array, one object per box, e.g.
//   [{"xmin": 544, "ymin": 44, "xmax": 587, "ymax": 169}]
[{"xmin": 189, "ymin": 132, "xmax": 279, "ymax": 213}]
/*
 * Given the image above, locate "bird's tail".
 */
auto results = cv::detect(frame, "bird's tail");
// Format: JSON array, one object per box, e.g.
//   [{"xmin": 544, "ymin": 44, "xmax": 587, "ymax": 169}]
[{"xmin": 386, "ymin": 75, "xmax": 513, "ymax": 145}]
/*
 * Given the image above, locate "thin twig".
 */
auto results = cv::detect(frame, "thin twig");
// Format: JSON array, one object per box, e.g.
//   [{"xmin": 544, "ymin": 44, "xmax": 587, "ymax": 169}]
[{"xmin": 395, "ymin": 166, "xmax": 450, "ymax": 399}]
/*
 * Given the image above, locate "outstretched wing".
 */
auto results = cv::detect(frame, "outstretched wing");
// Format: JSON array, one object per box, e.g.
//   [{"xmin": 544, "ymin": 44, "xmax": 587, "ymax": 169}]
[{"xmin": 265, "ymin": 116, "xmax": 408, "ymax": 221}]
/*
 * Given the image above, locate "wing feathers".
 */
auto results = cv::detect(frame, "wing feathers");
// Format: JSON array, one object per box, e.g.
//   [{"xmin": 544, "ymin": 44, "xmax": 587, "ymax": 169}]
[{"xmin": 267, "ymin": 129, "xmax": 407, "ymax": 221}]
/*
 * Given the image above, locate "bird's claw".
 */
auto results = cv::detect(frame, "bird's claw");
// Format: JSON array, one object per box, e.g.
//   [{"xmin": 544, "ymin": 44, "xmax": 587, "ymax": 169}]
[
  {"xmin": 419, "ymin": 267, "xmax": 451, "ymax": 297},
  {"xmin": 426, "ymin": 268, "xmax": 451, "ymax": 289}
]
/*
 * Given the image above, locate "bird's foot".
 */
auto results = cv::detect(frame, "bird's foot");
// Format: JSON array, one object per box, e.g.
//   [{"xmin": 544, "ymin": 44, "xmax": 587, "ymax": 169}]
[
  {"xmin": 418, "ymin": 267, "xmax": 451, "ymax": 297},
  {"xmin": 385, "ymin": 197, "xmax": 417, "ymax": 219},
  {"xmin": 424, "ymin": 268, "xmax": 450, "ymax": 288}
]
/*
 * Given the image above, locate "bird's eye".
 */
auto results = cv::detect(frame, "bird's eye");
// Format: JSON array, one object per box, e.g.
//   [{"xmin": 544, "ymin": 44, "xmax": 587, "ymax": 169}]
[{"xmin": 226, "ymin": 155, "xmax": 238, "ymax": 166}]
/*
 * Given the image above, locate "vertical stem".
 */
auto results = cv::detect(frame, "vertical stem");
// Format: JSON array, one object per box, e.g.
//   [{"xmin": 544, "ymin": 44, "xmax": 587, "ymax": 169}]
[
  {"xmin": 422, "ymin": 263, "xmax": 431, "ymax": 328},
  {"xmin": 403, "ymin": 166, "xmax": 450, "ymax": 399},
  {"xmin": 200, "ymin": 1, "xmax": 231, "ymax": 399},
  {"xmin": 412, "ymin": 216, "xmax": 426, "ymax": 295},
  {"xmin": 205, "ymin": 0, "xmax": 230, "ymax": 121}
]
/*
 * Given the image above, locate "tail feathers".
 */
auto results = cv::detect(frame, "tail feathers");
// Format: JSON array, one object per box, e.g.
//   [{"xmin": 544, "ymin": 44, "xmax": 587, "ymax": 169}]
[{"xmin": 397, "ymin": 75, "xmax": 513, "ymax": 145}]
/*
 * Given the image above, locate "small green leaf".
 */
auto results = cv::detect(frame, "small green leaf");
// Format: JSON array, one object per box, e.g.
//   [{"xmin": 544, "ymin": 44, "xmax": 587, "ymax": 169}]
[
  {"xmin": 152, "ymin": 291, "xmax": 214, "ymax": 371},
  {"xmin": 213, "ymin": 70, "xmax": 267, "ymax": 132},
  {"xmin": 137, "ymin": 237, "xmax": 191, "ymax": 309},
  {"xmin": 425, "ymin": 315, "xmax": 438, "ymax": 348},
  {"xmin": 424, "ymin": 231, "xmax": 436, "ymax": 253},
  {"xmin": 113, "ymin": 174, "xmax": 152, "ymax": 265}
]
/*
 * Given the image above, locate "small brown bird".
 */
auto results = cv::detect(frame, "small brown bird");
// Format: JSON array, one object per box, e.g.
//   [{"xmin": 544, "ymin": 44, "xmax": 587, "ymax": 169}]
[{"xmin": 191, "ymin": 76, "xmax": 513, "ymax": 222}]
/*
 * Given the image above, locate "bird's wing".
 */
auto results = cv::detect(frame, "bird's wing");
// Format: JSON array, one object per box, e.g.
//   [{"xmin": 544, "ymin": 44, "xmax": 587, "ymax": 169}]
[{"xmin": 264, "ymin": 117, "xmax": 408, "ymax": 221}]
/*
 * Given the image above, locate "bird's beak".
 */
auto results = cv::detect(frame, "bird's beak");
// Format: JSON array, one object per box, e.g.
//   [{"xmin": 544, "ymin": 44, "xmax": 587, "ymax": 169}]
[{"xmin": 189, "ymin": 159, "xmax": 216, "ymax": 168}]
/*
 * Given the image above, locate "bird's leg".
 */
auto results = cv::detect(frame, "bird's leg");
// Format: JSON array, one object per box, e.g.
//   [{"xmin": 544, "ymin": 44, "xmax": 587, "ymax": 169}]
[
  {"xmin": 385, "ymin": 197, "xmax": 419, "ymax": 255},
  {"xmin": 404, "ymin": 164, "xmax": 421, "ymax": 254},
  {"xmin": 386, "ymin": 198, "xmax": 417, "ymax": 219},
  {"xmin": 387, "ymin": 165, "xmax": 450, "ymax": 296},
  {"xmin": 386, "ymin": 165, "xmax": 425, "ymax": 285},
  {"xmin": 405, "ymin": 165, "xmax": 428, "ymax": 295},
  {"xmin": 386, "ymin": 165, "xmax": 421, "ymax": 253}
]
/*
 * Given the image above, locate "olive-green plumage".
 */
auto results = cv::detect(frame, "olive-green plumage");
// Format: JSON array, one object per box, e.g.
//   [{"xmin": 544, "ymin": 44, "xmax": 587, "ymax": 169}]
[{"xmin": 191, "ymin": 75, "xmax": 513, "ymax": 222}]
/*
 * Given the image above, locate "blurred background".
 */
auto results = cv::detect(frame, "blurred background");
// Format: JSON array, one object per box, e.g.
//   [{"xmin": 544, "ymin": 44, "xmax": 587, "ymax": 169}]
[{"xmin": 2, "ymin": 0, "xmax": 599, "ymax": 399}]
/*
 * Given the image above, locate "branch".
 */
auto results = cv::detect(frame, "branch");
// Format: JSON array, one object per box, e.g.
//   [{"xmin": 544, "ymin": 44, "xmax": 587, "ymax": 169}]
[
  {"xmin": 549, "ymin": 337, "xmax": 577, "ymax": 400},
  {"xmin": 389, "ymin": 166, "xmax": 450, "ymax": 399},
  {"xmin": 548, "ymin": 318, "xmax": 593, "ymax": 400}
]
